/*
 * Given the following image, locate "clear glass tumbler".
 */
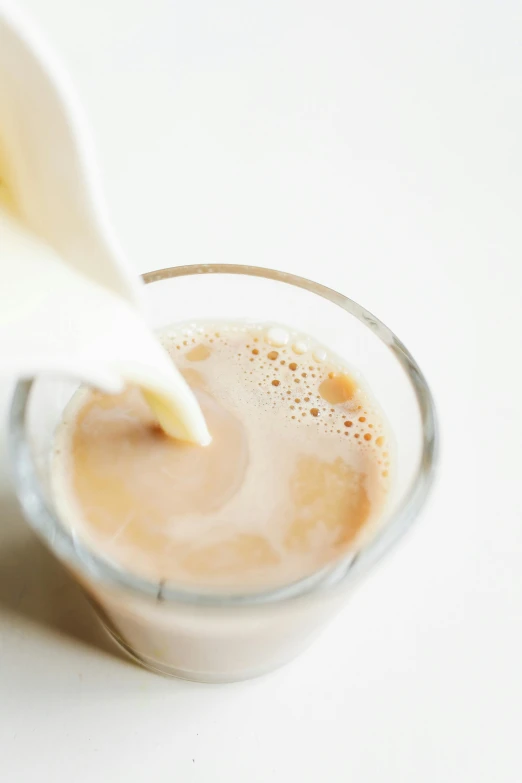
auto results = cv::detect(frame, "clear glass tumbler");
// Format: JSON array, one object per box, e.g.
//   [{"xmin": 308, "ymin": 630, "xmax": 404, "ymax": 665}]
[{"xmin": 9, "ymin": 265, "xmax": 437, "ymax": 682}]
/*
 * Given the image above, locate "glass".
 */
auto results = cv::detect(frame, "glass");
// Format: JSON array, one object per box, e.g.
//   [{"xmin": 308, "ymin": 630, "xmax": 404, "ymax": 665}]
[{"xmin": 8, "ymin": 265, "xmax": 437, "ymax": 682}]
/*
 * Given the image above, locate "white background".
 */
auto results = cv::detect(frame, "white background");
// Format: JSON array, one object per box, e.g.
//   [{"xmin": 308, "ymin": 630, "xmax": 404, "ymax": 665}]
[{"xmin": 1, "ymin": 0, "xmax": 521, "ymax": 780}]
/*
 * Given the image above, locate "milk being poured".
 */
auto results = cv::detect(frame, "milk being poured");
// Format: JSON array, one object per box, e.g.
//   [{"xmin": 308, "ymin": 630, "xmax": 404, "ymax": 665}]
[
  {"xmin": 0, "ymin": 193, "xmax": 210, "ymax": 445},
  {"xmin": 0, "ymin": 6, "xmax": 209, "ymax": 445}
]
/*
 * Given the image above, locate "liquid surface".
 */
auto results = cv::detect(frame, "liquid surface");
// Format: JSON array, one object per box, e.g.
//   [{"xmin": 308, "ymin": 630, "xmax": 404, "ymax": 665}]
[{"xmin": 53, "ymin": 323, "xmax": 392, "ymax": 590}]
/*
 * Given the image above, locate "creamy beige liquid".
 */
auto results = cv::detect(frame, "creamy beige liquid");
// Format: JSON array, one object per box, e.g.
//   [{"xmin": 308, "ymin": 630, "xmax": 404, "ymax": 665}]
[{"xmin": 53, "ymin": 323, "xmax": 392, "ymax": 591}]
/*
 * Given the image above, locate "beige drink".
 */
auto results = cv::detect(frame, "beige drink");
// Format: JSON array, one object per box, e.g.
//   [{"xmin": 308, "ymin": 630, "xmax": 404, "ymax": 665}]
[
  {"xmin": 53, "ymin": 322, "xmax": 391, "ymax": 595},
  {"xmin": 12, "ymin": 263, "xmax": 435, "ymax": 684}
]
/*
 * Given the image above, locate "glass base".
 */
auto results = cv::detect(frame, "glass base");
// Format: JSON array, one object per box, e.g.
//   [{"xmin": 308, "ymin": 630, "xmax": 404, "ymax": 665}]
[{"xmin": 98, "ymin": 615, "xmax": 298, "ymax": 684}]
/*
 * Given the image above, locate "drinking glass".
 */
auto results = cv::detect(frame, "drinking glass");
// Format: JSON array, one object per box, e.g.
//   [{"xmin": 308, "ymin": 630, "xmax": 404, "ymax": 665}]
[{"xmin": 9, "ymin": 265, "xmax": 437, "ymax": 682}]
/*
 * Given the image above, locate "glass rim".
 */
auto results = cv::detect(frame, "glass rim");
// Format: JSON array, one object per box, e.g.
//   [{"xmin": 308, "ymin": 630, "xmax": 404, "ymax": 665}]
[{"xmin": 8, "ymin": 263, "xmax": 438, "ymax": 607}]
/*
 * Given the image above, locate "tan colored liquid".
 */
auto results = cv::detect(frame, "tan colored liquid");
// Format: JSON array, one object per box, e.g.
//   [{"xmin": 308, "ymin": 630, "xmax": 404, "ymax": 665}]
[{"xmin": 53, "ymin": 323, "xmax": 391, "ymax": 590}]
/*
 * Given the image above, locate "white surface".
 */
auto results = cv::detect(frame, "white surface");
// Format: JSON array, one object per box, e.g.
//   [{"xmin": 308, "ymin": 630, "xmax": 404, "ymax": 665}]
[{"xmin": 0, "ymin": 0, "xmax": 520, "ymax": 780}]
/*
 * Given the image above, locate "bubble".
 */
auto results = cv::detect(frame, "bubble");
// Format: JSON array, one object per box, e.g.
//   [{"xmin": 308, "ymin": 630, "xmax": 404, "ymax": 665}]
[
  {"xmin": 272, "ymin": 380, "xmax": 280, "ymax": 387},
  {"xmin": 359, "ymin": 416, "xmax": 366, "ymax": 422},
  {"xmin": 267, "ymin": 351, "xmax": 278, "ymax": 360},
  {"xmin": 292, "ymin": 341, "xmax": 308, "ymax": 354},
  {"xmin": 364, "ymin": 433, "xmax": 372, "ymax": 441},
  {"xmin": 266, "ymin": 327, "xmax": 289, "ymax": 347},
  {"xmin": 295, "ymin": 398, "xmax": 301, "ymax": 403},
  {"xmin": 344, "ymin": 421, "xmax": 352, "ymax": 428},
  {"xmin": 376, "ymin": 436, "xmax": 385, "ymax": 447},
  {"xmin": 289, "ymin": 362, "xmax": 298, "ymax": 371},
  {"xmin": 294, "ymin": 378, "xmax": 300, "ymax": 384},
  {"xmin": 313, "ymin": 348, "xmax": 327, "ymax": 362},
  {"xmin": 310, "ymin": 408, "xmax": 319, "ymax": 417},
  {"xmin": 252, "ymin": 349, "xmax": 259, "ymax": 355}
]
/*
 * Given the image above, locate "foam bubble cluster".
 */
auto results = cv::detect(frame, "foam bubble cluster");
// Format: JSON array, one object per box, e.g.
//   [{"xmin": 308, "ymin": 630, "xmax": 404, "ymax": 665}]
[{"xmin": 163, "ymin": 321, "xmax": 390, "ymax": 473}]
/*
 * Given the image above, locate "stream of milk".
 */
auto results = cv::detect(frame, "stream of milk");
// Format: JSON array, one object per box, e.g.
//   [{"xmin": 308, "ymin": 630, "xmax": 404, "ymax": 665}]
[{"xmin": 0, "ymin": 194, "xmax": 210, "ymax": 445}]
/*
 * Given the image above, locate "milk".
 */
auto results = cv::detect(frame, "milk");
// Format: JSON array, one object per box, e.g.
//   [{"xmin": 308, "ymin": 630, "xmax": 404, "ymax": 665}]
[
  {"xmin": 0, "ymin": 202, "xmax": 210, "ymax": 444},
  {"xmin": 0, "ymin": 2, "xmax": 209, "ymax": 444}
]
